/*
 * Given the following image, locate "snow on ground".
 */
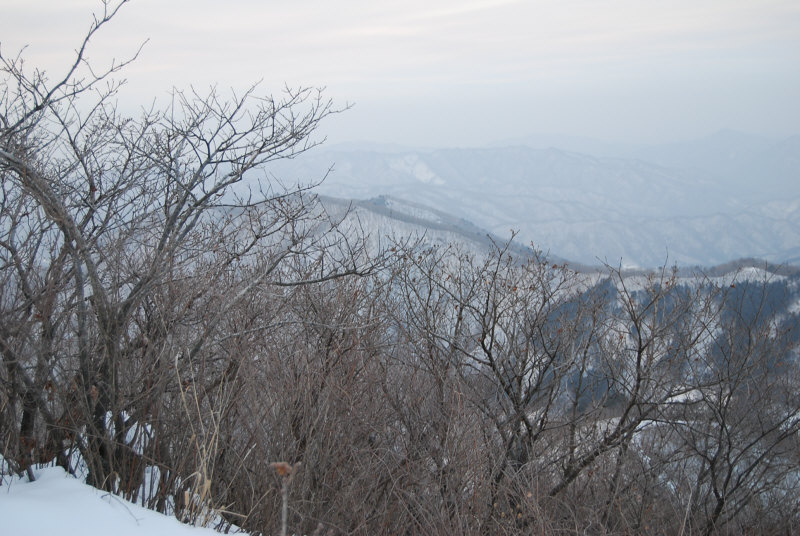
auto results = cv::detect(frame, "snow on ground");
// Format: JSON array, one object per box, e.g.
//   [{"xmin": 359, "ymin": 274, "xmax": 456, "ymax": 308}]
[{"xmin": 0, "ymin": 466, "xmax": 234, "ymax": 536}]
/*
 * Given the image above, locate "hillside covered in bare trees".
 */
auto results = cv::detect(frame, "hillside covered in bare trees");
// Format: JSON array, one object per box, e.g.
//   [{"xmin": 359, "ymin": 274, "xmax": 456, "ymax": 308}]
[{"xmin": 2, "ymin": 3, "xmax": 800, "ymax": 535}]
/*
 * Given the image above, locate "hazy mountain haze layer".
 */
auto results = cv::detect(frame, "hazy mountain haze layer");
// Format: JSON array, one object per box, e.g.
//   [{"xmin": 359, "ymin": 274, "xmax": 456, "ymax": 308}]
[{"xmin": 270, "ymin": 131, "xmax": 800, "ymax": 268}]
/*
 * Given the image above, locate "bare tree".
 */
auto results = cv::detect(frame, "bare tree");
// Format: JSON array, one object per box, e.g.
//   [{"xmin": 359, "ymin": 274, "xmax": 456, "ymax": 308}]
[
  {"xmin": 0, "ymin": 0, "xmax": 371, "ymax": 506},
  {"xmin": 664, "ymin": 273, "xmax": 800, "ymax": 535}
]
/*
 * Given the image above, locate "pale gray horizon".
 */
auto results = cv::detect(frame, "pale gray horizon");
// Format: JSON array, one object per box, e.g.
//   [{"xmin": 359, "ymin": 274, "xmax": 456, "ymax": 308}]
[{"xmin": 2, "ymin": 0, "xmax": 799, "ymax": 147}]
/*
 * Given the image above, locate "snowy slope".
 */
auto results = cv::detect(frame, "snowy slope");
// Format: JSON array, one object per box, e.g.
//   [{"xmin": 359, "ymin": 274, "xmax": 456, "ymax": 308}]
[{"xmin": 0, "ymin": 466, "xmax": 240, "ymax": 536}]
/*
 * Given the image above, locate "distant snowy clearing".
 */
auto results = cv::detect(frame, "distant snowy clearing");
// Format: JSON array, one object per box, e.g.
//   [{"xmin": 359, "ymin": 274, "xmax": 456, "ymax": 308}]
[{"xmin": 0, "ymin": 466, "xmax": 236, "ymax": 536}]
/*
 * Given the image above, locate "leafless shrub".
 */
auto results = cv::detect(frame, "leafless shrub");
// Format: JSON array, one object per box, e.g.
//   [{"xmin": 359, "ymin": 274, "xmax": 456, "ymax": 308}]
[{"xmin": 2, "ymin": 3, "xmax": 799, "ymax": 535}]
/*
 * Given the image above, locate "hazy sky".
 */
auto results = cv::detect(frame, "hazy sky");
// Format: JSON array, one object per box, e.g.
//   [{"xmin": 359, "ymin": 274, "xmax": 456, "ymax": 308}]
[{"xmin": 3, "ymin": 0, "xmax": 799, "ymax": 147}]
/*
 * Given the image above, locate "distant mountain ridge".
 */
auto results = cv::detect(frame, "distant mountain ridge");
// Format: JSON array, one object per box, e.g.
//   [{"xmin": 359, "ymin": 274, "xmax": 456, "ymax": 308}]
[
  {"xmin": 321, "ymin": 194, "xmax": 800, "ymax": 277},
  {"xmin": 269, "ymin": 131, "xmax": 800, "ymax": 268}
]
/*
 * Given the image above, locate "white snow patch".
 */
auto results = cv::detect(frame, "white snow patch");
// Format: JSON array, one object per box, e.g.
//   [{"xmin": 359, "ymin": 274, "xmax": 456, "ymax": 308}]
[
  {"xmin": 712, "ymin": 267, "xmax": 785, "ymax": 287},
  {"xmin": 0, "ymin": 465, "xmax": 242, "ymax": 536},
  {"xmin": 388, "ymin": 155, "xmax": 444, "ymax": 185}
]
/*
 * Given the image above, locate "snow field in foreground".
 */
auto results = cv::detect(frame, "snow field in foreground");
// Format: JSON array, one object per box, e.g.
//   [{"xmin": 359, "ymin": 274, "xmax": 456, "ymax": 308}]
[{"xmin": 0, "ymin": 466, "xmax": 237, "ymax": 536}]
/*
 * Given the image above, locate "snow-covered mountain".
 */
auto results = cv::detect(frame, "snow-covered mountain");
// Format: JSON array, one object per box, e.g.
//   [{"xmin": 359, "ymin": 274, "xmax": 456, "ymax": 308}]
[{"xmin": 270, "ymin": 132, "xmax": 800, "ymax": 268}]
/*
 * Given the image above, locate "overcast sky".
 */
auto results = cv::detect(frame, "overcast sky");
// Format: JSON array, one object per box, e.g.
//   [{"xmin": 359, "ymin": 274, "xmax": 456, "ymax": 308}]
[{"xmin": 3, "ymin": 0, "xmax": 799, "ymax": 147}]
